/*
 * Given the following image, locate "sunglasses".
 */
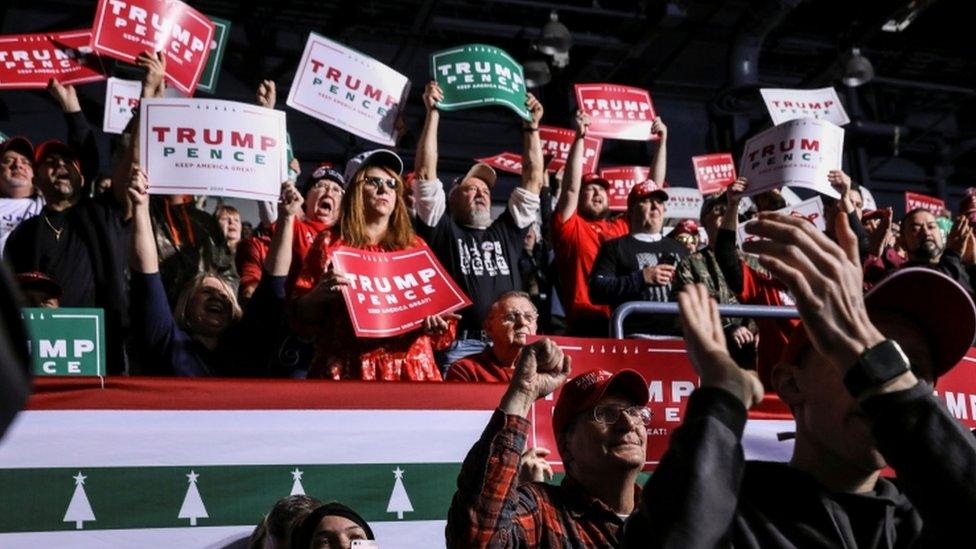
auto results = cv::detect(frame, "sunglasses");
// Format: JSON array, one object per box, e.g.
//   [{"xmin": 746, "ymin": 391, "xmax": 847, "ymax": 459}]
[{"xmin": 362, "ymin": 175, "xmax": 398, "ymax": 190}]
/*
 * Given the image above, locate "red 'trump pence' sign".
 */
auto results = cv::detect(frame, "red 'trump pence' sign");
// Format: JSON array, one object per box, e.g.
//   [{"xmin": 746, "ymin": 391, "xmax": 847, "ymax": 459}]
[
  {"xmin": 692, "ymin": 153, "xmax": 737, "ymax": 196},
  {"xmin": 538, "ymin": 126, "xmax": 602, "ymax": 174},
  {"xmin": 91, "ymin": 0, "xmax": 215, "ymax": 95},
  {"xmin": 575, "ymin": 83, "xmax": 657, "ymax": 141},
  {"xmin": 904, "ymin": 191, "xmax": 945, "ymax": 215},
  {"xmin": 600, "ymin": 166, "xmax": 650, "ymax": 211},
  {"xmin": 0, "ymin": 30, "xmax": 107, "ymax": 89},
  {"xmin": 527, "ymin": 336, "xmax": 700, "ymax": 472},
  {"xmin": 476, "ymin": 152, "xmax": 523, "ymax": 175},
  {"xmin": 331, "ymin": 244, "xmax": 472, "ymax": 338}
]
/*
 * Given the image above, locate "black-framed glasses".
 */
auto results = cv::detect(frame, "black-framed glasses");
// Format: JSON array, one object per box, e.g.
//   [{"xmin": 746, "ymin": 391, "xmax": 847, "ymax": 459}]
[
  {"xmin": 592, "ymin": 405, "xmax": 653, "ymax": 426},
  {"xmin": 362, "ymin": 175, "xmax": 397, "ymax": 190}
]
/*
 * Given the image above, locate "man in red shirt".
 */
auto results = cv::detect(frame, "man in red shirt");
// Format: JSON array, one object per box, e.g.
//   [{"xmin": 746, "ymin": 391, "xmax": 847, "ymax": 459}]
[
  {"xmin": 446, "ymin": 291, "xmax": 538, "ymax": 382},
  {"xmin": 235, "ymin": 162, "xmax": 344, "ymax": 299},
  {"xmin": 552, "ymin": 112, "xmax": 667, "ymax": 336}
]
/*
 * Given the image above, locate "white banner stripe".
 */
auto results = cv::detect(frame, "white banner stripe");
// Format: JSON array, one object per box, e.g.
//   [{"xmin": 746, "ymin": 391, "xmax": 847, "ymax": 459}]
[
  {"xmin": 0, "ymin": 410, "xmax": 493, "ymax": 468},
  {"xmin": 0, "ymin": 521, "xmax": 447, "ymax": 549}
]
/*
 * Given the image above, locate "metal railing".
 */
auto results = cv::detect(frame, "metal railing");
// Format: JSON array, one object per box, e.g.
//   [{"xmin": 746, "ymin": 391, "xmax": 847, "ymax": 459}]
[{"xmin": 611, "ymin": 301, "xmax": 800, "ymax": 339}]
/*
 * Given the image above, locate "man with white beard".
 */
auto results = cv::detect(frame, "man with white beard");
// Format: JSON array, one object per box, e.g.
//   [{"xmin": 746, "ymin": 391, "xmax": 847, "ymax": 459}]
[{"xmin": 413, "ymin": 81, "xmax": 546, "ymax": 364}]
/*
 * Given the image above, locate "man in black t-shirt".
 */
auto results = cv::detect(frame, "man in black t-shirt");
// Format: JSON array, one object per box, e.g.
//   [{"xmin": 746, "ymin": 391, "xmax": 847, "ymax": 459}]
[
  {"xmin": 413, "ymin": 81, "xmax": 546, "ymax": 365},
  {"xmin": 589, "ymin": 181, "xmax": 688, "ymax": 336}
]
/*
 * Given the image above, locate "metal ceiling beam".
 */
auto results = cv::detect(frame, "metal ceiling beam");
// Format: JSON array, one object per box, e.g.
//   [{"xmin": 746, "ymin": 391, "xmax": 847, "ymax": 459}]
[{"xmin": 429, "ymin": 16, "xmax": 624, "ymax": 48}]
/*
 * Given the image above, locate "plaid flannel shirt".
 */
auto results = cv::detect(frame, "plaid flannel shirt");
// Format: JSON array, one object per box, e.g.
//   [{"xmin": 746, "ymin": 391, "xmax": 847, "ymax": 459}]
[{"xmin": 446, "ymin": 409, "xmax": 638, "ymax": 548}]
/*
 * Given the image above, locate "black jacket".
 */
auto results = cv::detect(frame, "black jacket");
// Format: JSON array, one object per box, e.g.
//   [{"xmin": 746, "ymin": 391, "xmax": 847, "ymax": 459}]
[{"xmin": 623, "ymin": 383, "xmax": 976, "ymax": 548}]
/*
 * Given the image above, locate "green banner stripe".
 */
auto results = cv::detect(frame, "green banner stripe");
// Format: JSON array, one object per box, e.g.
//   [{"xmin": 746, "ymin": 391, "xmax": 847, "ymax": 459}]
[{"xmin": 0, "ymin": 464, "xmax": 462, "ymax": 532}]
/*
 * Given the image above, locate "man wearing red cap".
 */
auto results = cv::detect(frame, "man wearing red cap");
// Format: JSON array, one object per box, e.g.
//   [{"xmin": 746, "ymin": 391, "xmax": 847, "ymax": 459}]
[
  {"xmin": 623, "ymin": 212, "xmax": 976, "ymax": 547},
  {"xmin": 414, "ymin": 81, "xmax": 545, "ymax": 364},
  {"xmin": 0, "ymin": 137, "xmax": 43, "ymax": 254},
  {"xmin": 589, "ymin": 179, "xmax": 688, "ymax": 335},
  {"xmin": 447, "ymin": 336, "xmax": 651, "ymax": 547}
]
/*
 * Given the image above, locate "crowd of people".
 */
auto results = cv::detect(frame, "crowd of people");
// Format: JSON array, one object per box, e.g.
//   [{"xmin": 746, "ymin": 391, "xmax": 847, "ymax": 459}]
[{"xmin": 3, "ymin": 40, "xmax": 976, "ymax": 548}]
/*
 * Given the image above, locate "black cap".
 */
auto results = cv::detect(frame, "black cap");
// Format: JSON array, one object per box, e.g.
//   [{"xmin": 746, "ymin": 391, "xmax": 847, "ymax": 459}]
[{"xmin": 290, "ymin": 502, "xmax": 374, "ymax": 549}]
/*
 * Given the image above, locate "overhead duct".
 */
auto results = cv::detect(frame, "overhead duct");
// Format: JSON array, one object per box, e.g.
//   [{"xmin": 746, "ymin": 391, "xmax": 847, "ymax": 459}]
[{"xmin": 729, "ymin": 0, "xmax": 803, "ymax": 88}]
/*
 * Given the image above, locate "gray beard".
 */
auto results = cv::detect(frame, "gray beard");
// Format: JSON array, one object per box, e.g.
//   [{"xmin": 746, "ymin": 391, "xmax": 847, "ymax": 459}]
[
  {"xmin": 914, "ymin": 240, "xmax": 943, "ymax": 261},
  {"xmin": 456, "ymin": 207, "xmax": 491, "ymax": 229}
]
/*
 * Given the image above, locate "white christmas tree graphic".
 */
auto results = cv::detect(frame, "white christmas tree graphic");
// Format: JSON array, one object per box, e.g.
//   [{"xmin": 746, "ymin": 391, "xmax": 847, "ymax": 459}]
[
  {"xmin": 178, "ymin": 470, "xmax": 209, "ymax": 526},
  {"xmin": 290, "ymin": 468, "xmax": 306, "ymax": 496},
  {"xmin": 386, "ymin": 467, "xmax": 413, "ymax": 520},
  {"xmin": 63, "ymin": 472, "xmax": 95, "ymax": 529}
]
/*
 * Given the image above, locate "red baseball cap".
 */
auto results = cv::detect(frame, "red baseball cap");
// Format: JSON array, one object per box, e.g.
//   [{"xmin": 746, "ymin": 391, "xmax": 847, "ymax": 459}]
[
  {"xmin": 780, "ymin": 267, "xmax": 976, "ymax": 380},
  {"xmin": 628, "ymin": 179, "xmax": 668, "ymax": 205},
  {"xmin": 861, "ymin": 209, "xmax": 887, "ymax": 222},
  {"xmin": 16, "ymin": 271, "xmax": 63, "ymax": 300},
  {"xmin": 33, "ymin": 140, "xmax": 82, "ymax": 174},
  {"xmin": 0, "ymin": 136, "xmax": 35, "ymax": 161},
  {"xmin": 581, "ymin": 173, "xmax": 610, "ymax": 189},
  {"xmin": 668, "ymin": 219, "xmax": 700, "ymax": 238},
  {"xmin": 552, "ymin": 369, "xmax": 650, "ymax": 435}
]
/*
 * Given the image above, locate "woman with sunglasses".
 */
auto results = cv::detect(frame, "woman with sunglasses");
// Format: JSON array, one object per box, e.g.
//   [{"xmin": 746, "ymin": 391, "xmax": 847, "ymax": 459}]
[{"xmin": 292, "ymin": 150, "xmax": 456, "ymax": 381}]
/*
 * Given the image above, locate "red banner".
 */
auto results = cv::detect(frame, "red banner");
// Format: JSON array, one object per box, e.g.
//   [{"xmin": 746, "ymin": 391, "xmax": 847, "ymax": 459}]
[
  {"xmin": 538, "ymin": 125, "xmax": 602, "ymax": 174},
  {"xmin": 935, "ymin": 349, "xmax": 976, "ymax": 430},
  {"xmin": 91, "ymin": 0, "xmax": 215, "ymax": 95},
  {"xmin": 904, "ymin": 191, "xmax": 945, "ymax": 215},
  {"xmin": 599, "ymin": 166, "xmax": 650, "ymax": 211},
  {"xmin": 330, "ymin": 244, "xmax": 471, "ymax": 338},
  {"xmin": 0, "ymin": 30, "xmax": 107, "ymax": 89},
  {"xmin": 527, "ymin": 336, "xmax": 701, "ymax": 472},
  {"xmin": 692, "ymin": 153, "xmax": 737, "ymax": 196},
  {"xmin": 475, "ymin": 152, "xmax": 523, "ymax": 175},
  {"xmin": 575, "ymin": 83, "xmax": 657, "ymax": 141}
]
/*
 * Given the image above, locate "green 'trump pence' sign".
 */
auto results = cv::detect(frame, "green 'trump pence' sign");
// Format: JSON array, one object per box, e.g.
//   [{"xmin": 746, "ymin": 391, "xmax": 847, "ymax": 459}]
[
  {"xmin": 196, "ymin": 15, "xmax": 231, "ymax": 94},
  {"xmin": 430, "ymin": 44, "xmax": 530, "ymax": 121},
  {"xmin": 22, "ymin": 308, "xmax": 105, "ymax": 377}
]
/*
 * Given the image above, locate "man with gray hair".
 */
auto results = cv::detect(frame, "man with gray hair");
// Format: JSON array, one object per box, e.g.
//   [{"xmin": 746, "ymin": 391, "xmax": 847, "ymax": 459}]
[{"xmin": 413, "ymin": 81, "xmax": 546, "ymax": 364}]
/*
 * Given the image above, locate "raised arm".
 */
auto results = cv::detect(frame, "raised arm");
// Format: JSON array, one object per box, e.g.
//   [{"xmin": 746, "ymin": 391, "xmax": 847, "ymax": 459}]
[
  {"xmin": 415, "ymin": 81, "xmax": 442, "ymax": 182},
  {"xmin": 520, "ymin": 93, "xmax": 545, "ymax": 195},
  {"xmin": 128, "ymin": 167, "xmax": 158, "ymax": 274},
  {"xmin": 555, "ymin": 111, "xmax": 589, "ymax": 222},
  {"xmin": 716, "ymin": 177, "xmax": 746, "ymax": 293},
  {"xmin": 264, "ymin": 182, "xmax": 302, "ymax": 276},
  {"xmin": 649, "ymin": 117, "xmax": 668, "ymax": 186},
  {"xmin": 47, "ymin": 79, "xmax": 99, "ymax": 187}
]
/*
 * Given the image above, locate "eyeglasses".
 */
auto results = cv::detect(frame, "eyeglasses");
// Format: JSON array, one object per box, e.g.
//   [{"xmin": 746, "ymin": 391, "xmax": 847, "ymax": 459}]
[
  {"xmin": 311, "ymin": 180, "xmax": 344, "ymax": 194},
  {"xmin": 591, "ymin": 405, "xmax": 653, "ymax": 426},
  {"xmin": 675, "ymin": 234, "xmax": 697, "ymax": 245},
  {"xmin": 500, "ymin": 310, "xmax": 538, "ymax": 324},
  {"xmin": 362, "ymin": 175, "xmax": 398, "ymax": 190}
]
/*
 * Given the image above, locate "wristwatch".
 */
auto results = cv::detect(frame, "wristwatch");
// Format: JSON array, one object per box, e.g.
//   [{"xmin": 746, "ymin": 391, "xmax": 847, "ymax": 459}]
[{"xmin": 843, "ymin": 339, "xmax": 911, "ymax": 398}]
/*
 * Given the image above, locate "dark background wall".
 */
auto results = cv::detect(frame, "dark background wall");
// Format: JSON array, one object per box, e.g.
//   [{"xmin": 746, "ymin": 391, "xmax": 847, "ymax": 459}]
[{"xmin": 2, "ymin": 0, "xmax": 973, "ymax": 219}]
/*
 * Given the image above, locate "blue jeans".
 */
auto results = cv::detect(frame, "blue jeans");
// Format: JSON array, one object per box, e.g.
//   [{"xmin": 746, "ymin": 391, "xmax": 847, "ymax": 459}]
[{"xmin": 437, "ymin": 338, "xmax": 487, "ymax": 375}]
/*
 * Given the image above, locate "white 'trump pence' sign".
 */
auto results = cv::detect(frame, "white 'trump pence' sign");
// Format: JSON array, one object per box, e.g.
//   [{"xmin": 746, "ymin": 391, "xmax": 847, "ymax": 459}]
[
  {"xmin": 760, "ymin": 87, "xmax": 850, "ymax": 126},
  {"xmin": 139, "ymin": 98, "xmax": 287, "ymax": 201},
  {"xmin": 287, "ymin": 33, "xmax": 410, "ymax": 146},
  {"xmin": 739, "ymin": 118, "xmax": 844, "ymax": 199}
]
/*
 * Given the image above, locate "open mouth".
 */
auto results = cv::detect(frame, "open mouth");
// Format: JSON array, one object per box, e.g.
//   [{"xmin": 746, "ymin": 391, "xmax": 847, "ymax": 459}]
[{"xmin": 204, "ymin": 302, "xmax": 225, "ymax": 315}]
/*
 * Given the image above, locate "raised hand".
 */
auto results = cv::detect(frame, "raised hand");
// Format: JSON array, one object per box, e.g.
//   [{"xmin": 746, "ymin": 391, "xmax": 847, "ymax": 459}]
[
  {"xmin": 46, "ymin": 79, "xmax": 80, "ymax": 113},
  {"xmin": 742, "ymin": 212, "xmax": 885, "ymax": 371},
  {"xmin": 827, "ymin": 169, "xmax": 852, "ymax": 196},
  {"xmin": 651, "ymin": 116, "xmax": 668, "ymax": 141},
  {"xmin": 573, "ymin": 110, "xmax": 590, "ymax": 137},
  {"xmin": 256, "ymin": 80, "xmax": 276, "ymax": 109},
  {"xmin": 279, "ymin": 181, "xmax": 304, "ymax": 218},
  {"xmin": 136, "ymin": 50, "xmax": 166, "ymax": 98},
  {"xmin": 727, "ymin": 177, "xmax": 747, "ymax": 208},
  {"xmin": 423, "ymin": 81, "xmax": 443, "ymax": 112},
  {"xmin": 524, "ymin": 93, "xmax": 544, "ymax": 129},
  {"xmin": 518, "ymin": 447, "xmax": 554, "ymax": 483},
  {"xmin": 501, "ymin": 338, "xmax": 572, "ymax": 417},
  {"xmin": 677, "ymin": 284, "xmax": 764, "ymax": 408},
  {"xmin": 127, "ymin": 167, "xmax": 150, "ymax": 209},
  {"xmin": 947, "ymin": 215, "xmax": 970, "ymax": 256}
]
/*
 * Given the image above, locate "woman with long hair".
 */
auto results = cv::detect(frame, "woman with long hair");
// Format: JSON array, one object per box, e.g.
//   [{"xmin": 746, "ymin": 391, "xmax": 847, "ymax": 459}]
[
  {"xmin": 292, "ymin": 150, "xmax": 456, "ymax": 380},
  {"xmin": 129, "ymin": 167, "xmax": 303, "ymax": 376}
]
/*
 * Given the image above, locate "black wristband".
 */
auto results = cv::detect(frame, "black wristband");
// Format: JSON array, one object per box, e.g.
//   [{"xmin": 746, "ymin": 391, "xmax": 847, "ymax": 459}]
[{"xmin": 523, "ymin": 126, "xmax": 539, "ymax": 132}]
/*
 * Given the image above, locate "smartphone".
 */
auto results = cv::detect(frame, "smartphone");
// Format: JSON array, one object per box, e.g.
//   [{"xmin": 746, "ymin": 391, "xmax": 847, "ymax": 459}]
[{"xmin": 658, "ymin": 253, "xmax": 678, "ymax": 266}]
